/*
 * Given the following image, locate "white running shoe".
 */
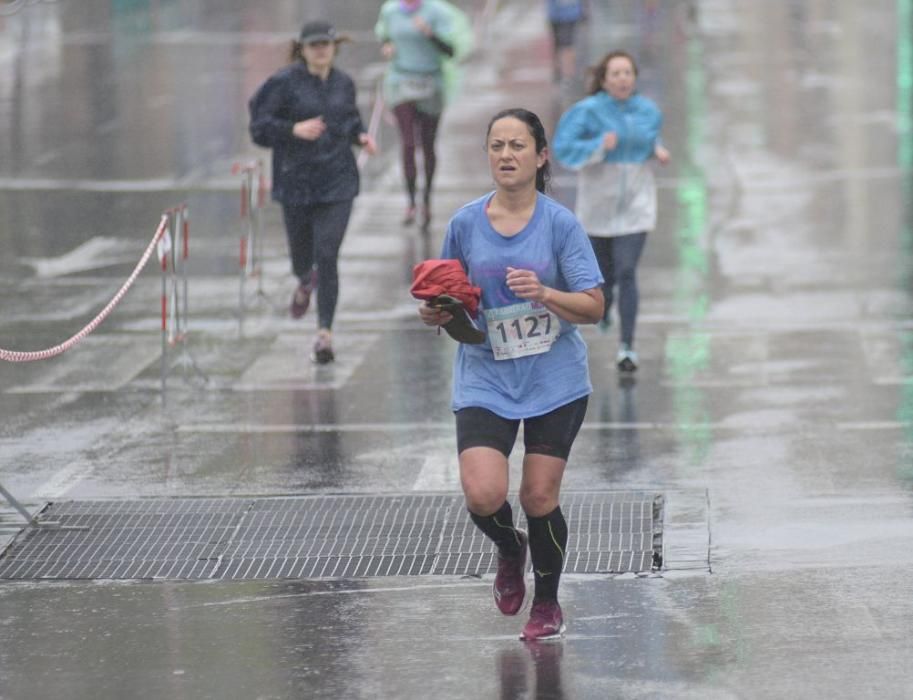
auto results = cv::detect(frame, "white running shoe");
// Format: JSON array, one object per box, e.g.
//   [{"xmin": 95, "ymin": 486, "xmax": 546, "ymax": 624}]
[{"xmin": 616, "ymin": 345, "xmax": 638, "ymax": 373}]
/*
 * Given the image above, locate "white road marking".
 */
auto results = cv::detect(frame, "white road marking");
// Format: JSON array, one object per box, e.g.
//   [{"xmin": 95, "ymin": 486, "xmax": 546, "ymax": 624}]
[
  {"xmin": 836, "ymin": 421, "xmax": 909, "ymax": 430},
  {"xmin": 234, "ymin": 333, "xmax": 378, "ymax": 392},
  {"xmin": 20, "ymin": 237, "xmax": 139, "ymax": 278},
  {"xmin": 412, "ymin": 453, "xmax": 461, "ymax": 491},
  {"xmin": 177, "ymin": 422, "xmax": 453, "ymax": 434},
  {"xmin": 33, "ymin": 463, "xmax": 92, "ymax": 499},
  {"xmin": 178, "ymin": 421, "xmax": 733, "ymax": 434},
  {"xmin": 0, "ymin": 176, "xmax": 241, "ymax": 192},
  {"xmin": 4, "ymin": 336, "xmax": 161, "ymax": 393}
]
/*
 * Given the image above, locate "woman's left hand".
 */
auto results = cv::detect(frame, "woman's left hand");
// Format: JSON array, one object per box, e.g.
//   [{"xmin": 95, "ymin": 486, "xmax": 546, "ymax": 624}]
[
  {"xmin": 359, "ymin": 133, "xmax": 377, "ymax": 156},
  {"xmin": 506, "ymin": 267, "xmax": 549, "ymax": 303},
  {"xmin": 654, "ymin": 145, "xmax": 671, "ymax": 164},
  {"xmin": 418, "ymin": 301, "xmax": 451, "ymax": 326}
]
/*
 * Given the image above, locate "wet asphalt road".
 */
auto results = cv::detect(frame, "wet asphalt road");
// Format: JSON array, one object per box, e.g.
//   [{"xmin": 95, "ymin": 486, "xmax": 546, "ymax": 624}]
[{"xmin": 2, "ymin": 1, "xmax": 913, "ymax": 698}]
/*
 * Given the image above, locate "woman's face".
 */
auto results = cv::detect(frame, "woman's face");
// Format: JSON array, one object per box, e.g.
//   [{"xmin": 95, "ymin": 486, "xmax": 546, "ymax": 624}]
[
  {"xmin": 487, "ymin": 117, "xmax": 547, "ymax": 192},
  {"xmin": 302, "ymin": 40, "xmax": 336, "ymax": 71},
  {"xmin": 601, "ymin": 56, "xmax": 637, "ymax": 100}
]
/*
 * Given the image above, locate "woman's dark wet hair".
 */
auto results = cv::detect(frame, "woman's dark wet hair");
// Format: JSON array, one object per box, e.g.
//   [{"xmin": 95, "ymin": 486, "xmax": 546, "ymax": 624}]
[
  {"xmin": 485, "ymin": 108, "xmax": 551, "ymax": 193},
  {"xmin": 289, "ymin": 40, "xmax": 306, "ymax": 63},
  {"xmin": 288, "ymin": 38, "xmax": 345, "ymax": 65},
  {"xmin": 586, "ymin": 50, "xmax": 638, "ymax": 95}
]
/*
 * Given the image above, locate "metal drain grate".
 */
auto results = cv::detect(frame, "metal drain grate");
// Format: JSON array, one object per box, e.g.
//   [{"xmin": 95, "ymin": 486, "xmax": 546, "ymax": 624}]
[{"xmin": 0, "ymin": 492, "xmax": 662, "ymax": 581}]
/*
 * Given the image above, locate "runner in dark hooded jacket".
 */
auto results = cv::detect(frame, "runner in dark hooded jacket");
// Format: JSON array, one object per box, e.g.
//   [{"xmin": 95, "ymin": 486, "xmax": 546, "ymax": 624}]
[{"xmin": 249, "ymin": 20, "xmax": 376, "ymax": 363}]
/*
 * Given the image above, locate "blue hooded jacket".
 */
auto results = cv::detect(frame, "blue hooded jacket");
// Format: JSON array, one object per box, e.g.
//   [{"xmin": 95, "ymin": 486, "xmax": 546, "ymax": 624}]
[
  {"xmin": 553, "ymin": 91, "xmax": 662, "ymax": 169},
  {"xmin": 553, "ymin": 91, "xmax": 664, "ymax": 236}
]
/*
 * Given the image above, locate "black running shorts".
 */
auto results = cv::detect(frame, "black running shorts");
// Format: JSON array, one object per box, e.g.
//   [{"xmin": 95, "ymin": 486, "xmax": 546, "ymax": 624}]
[{"xmin": 455, "ymin": 396, "xmax": 588, "ymax": 460}]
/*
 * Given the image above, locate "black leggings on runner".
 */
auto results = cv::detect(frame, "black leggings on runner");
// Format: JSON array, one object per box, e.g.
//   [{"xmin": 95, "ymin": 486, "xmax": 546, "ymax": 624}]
[
  {"xmin": 589, "ymin": 232, "xmax": 647, "ymax": 347},
  {"xmin": 281, "ymin": 199, "xmax": 353, "ymax": 330},
  {"xmin": 392, "ymin": 102, "xmax": 441, "ymax": 206}
]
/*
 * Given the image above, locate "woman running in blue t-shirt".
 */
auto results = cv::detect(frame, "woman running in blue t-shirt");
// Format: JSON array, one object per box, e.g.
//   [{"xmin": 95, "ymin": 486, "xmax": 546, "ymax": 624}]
[{"xmin": 418, "ymin": 108, "xmax": 603, "ymax": 641}]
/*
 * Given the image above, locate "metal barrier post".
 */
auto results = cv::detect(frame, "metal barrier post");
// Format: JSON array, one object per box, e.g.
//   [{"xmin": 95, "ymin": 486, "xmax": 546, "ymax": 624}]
[
  {"xmin": 243, "ymin": 172, "xmax": 255, "ymax": 279},
  {"xmin": 0, "ymin": 481, "xmax": 87, "ymax": 531},
  {"xmin": 357, "ymin": 78, "xmax": 385, "ymax": 170},
  {"xmin": 159, "ymin": 204, "xmax": 207, "ymax": 399},
  {"xmin": 235, "ymin": 163, "xmax": 252, "ymax": 320},
  {"xmin": 167, "ymin": 208, "xmax": 178, "ymax": 347},
  {"xmin": 234, "ymin": 160, "xmax": 276, "ymax": 327},
  {"xmin": 254, "ymin": 163, "xmax": 266, "ymax": 296},
  {"xmin": 158, "ymin": 216, "xmax": 171, "ymax": 398},
  {"xmin": 0, "ymin": 482, "xmax": 41, "ymax": 526},
  {"xmin": 179, "ymin": 206, "xmax": 190, "ymax": 341},
  {"xmin": 239, "ymin": 199, "xmax": 247, "ymax": 323}
]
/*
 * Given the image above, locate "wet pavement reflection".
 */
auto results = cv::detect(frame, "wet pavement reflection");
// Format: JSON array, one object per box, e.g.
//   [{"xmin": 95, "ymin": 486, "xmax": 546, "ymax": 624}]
[{"xmin": 3, "ymin": 0, "xmax": 913, "ymax": 698}]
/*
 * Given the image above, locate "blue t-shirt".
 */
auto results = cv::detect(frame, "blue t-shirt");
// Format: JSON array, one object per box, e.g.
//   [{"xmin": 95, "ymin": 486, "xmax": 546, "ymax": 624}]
[{"xmin": 441, "ymin": 192, "xmax": 603, "ymax": 419}]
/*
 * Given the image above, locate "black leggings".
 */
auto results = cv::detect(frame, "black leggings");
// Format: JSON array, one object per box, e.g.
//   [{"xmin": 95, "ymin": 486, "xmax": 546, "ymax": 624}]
[
  {"xmin": 392, "ymin": 102, "xmax": 441, "ymax": 205},
  {"xmin": 589, "ymin": 233, "xmax": 647, "ymax": 347},
  {"xmin": 281, "ymin": 199, "xmax": 353, "ymax": 330},
  {"xmin": 455, "ymin": 396, "xmax": 589, "ymax": 461}
]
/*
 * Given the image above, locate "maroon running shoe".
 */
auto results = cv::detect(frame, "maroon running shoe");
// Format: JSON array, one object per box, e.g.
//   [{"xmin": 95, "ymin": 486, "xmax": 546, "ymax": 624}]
[
  {"xmin": 493, "ymin": 530, "xmax": 528, "ymax": 616},
  {"xmin": 520, "ymin": 599, "xmax": 566, "ymax": 641},
  {"xmin": 290, "ymin": 269, "xmax": 317, "ymax": 319}
]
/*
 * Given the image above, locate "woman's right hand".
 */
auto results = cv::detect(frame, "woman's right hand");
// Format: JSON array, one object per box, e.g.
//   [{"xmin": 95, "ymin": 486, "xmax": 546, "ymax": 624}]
[
  {"xmin": 602, "ymin": 132, "xmax": 618, "ymax": 151},
  {"xmin": 381, "ymin": 41, "xmax": 395, "ymax": 59},
  {"xmin": 292, "ymin": 117, "xmax": 326, "ymax": 141},
  {"xmin": 412, "ymin": 15, "xmax": 433, "ymax": 37},
  {"xmin": 418, "ymin": 301, "xmax": 452, "ymax": 327}
]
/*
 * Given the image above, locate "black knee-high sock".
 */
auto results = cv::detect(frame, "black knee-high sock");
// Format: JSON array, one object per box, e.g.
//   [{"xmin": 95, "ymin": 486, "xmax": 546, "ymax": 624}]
[
  {"xmin": 469, "ymin": 501, "xmax": 524, "ymax": 556},
  {"xmin": 406, "ymin": 178, "xmax": 417, "ymax": 207},
  {"xmin": 526, "ymin": 506, "xmax": 568, "ymax": 602}
]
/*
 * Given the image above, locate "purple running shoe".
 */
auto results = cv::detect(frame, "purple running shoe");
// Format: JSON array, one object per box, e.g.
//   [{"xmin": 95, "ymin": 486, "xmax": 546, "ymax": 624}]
[
  {"xmin": 493, "ymin": 530, "xmax": 528, "ymax": 616},
  {"xmin": 520, "ymin": 599, "xmax": 566, "ymax": 641}
]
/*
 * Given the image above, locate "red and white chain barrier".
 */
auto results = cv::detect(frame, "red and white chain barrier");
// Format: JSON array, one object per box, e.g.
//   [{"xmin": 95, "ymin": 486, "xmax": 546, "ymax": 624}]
[{"xmin": 0, "ymin": 215, "xmax": 169, "ymax": 363}]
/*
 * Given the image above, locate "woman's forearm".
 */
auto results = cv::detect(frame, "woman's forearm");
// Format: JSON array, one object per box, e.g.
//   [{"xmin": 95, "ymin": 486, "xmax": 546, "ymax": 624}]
[
  {"xmin": 428, "ymin": 34, "xmax": 454, "ymax": 56},
  {"xmin": 541, "ymin": 287, "xmax": 604, "ymax": 324}
]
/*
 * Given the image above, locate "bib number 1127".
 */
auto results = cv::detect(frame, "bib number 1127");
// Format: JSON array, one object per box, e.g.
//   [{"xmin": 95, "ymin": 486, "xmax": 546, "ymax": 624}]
[
  {"xmin": 494, "ymin": 313, "xmax": 552, "ymax": 344},
  {"xmin": 485, "ymin": 302, "xmax": 560, "ymax": 360}
]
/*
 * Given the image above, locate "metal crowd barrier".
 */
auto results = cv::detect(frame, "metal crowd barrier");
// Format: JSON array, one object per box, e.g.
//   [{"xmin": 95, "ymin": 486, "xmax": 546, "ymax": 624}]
[
  {"xmin": 1, "ymin": 214, "xmax": 172, "ymax": 527},
  {"xmin": 233, "ymin": 160, "xmax": 274, "ymax": 324}
]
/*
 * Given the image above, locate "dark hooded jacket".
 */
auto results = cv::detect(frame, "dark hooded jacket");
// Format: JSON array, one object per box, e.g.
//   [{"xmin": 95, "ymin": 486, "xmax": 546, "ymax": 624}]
[{"xmin": 249, "ymin": 64, "xmax": 366, "ymax": 206}]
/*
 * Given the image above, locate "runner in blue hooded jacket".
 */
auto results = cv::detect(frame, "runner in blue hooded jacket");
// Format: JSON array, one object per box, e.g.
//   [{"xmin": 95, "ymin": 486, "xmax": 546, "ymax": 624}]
[{"xmin": 553, "ymin": 50, "xmax": 670, "ymax": 373}]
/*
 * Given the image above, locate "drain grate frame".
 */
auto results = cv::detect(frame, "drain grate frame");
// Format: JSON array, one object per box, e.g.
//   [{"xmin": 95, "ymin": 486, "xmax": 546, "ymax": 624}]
[{"xmin": 0, "ymin": 492, "xmax": 663, "ymax": 581}]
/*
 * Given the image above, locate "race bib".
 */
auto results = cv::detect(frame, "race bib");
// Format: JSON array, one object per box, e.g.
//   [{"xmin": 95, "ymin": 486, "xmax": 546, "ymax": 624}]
[
  {"xmin": 485, "ymin": 302, "xmax": 560, "ymax": 360},
  {"xmin": 398, "ymin": 74, "xmax": 436, "ymax": 102}
]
